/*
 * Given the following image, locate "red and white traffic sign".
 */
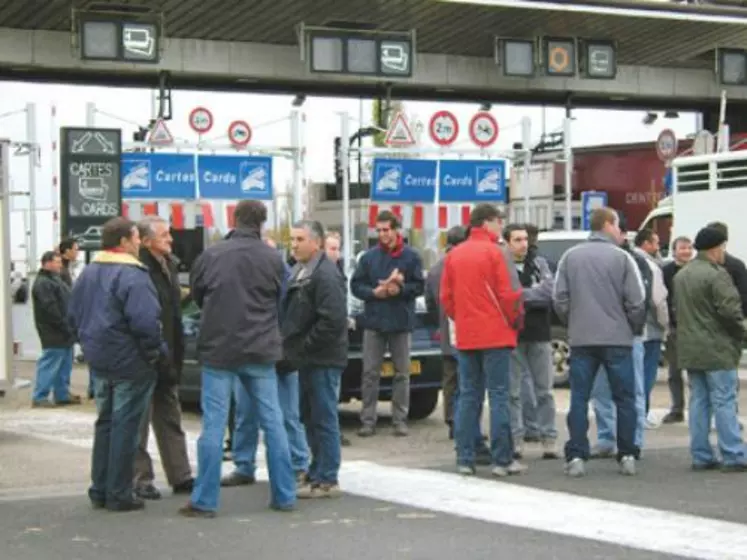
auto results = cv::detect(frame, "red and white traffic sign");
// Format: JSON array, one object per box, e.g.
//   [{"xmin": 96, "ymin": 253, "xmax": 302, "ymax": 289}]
[
  {"xmin": 189, "ymin": 106, "xmax": 213, "ymax": 134},
  {"xmin": 468, "ymin": 111, "xmax": 499, "ymax": 148},
  {"xmin": 428, "ymin": 110, "xmax": 459, "ymax": 147},
  {"xmin": 147, "ymin": 118, "xmax": 174, "ymax": 146},
  {"xmin": 656, "ymin": 128, "xmax": 678, "ymax": 162},
  {"xmin": 228, "ymin": 120, "xmax": 252, "ymax": 147},
  {"xmin": 384, "ymin": 112, "xmax": 416, "ymax": 147}
]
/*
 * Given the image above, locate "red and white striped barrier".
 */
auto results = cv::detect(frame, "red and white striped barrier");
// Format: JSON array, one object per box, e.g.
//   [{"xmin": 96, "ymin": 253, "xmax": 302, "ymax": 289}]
[
  {"xmin": 122, "ymin": 202, "xmax": 216, "ymax": 229},
  {"xmin": 367, "ymin": 203, "xmax": 475, "ymax": 230}
]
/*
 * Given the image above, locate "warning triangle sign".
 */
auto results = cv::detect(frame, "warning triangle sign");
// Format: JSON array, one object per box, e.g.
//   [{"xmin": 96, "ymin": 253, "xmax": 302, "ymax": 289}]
[
  {"xmin": 148, "ymin": 118, "xmax": 174, "ymax": 146},
  {"xmin": 384, "ymin": 112, "xmax": 416, "ymax": 147}
]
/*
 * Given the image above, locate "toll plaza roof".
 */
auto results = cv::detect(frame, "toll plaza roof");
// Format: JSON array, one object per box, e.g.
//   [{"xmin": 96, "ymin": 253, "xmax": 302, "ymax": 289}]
[
  {"xmin": 3, "ymin": 0, "xmax": 747, "ymax": 108},
  {"xmin": 3, "ymin": 0, "xmax": 747, "ymax": 67}
]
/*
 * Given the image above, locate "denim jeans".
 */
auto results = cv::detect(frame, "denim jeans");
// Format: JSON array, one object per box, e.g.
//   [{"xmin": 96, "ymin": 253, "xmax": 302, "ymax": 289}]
[
  {"xmin": 566, "ymin": 346, "xmax": 639, "ymax": 462},
  {"xmin": 89, "ymin": 376, "xmax": 155, "ymax": 507},
  {"xmin": 191, "ymin": 364, "xmax": 295, "ymax": 512},
  {"xmin": 688, "ymin": 369, "xmax": 747, "ymax": 467},
  {"xmin": 592, "ymin": 338, "xmax": 646, "ymax": 450},
  {"xmin": 232, "ymin": 371, "xmax": 310, "ymax": 477},
  {"xmin": 642, "ymin": 340, "xmax": 662, "ymax": 413},
  {"xmin": 453, "ymin": 382, "xmax": 486, "ymax": 445},
  {"xmin": 455, "ymin": 348, "xmax": 513, "ymax": 467},
  {"xmin": 32, "ymin": 347, "xmax": 73, "ymax": 403},
  {"xmin": 300, "ymin": 367, "xmax": 343, "ymax": 484}
]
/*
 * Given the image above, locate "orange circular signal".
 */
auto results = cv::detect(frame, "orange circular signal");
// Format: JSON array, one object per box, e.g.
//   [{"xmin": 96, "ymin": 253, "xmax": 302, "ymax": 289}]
[{"xmin": 548, "ymin": 46, "xmax": 571, "ymax": 73}]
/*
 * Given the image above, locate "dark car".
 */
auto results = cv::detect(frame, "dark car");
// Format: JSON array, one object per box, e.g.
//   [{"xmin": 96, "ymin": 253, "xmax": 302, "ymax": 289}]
[{"xmin": 177, "ymin": 294, "xmax": 444, "ymax": 421}]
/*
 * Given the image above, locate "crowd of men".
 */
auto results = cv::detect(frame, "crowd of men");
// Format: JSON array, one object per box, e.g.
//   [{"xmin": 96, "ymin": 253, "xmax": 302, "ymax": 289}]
[{"xmin": 27, "ymin": 197, "xmax": 747, "ymax": 515}]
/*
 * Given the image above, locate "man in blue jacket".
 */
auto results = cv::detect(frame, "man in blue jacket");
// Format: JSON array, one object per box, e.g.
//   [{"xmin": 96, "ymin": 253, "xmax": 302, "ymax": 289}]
[
  {"xmin": 351, "ymin": 210, "xmax": 424, "ymax": 437},
  {"xmin": 68, "ymin": 217, "xmax": 165, "ymax": 512}
]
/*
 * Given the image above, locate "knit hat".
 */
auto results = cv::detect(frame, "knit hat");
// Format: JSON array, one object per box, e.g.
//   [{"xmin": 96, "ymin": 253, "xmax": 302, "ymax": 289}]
[{"xmin": 694, "ymin": 226, "xmax": 727, "ymax": 251}]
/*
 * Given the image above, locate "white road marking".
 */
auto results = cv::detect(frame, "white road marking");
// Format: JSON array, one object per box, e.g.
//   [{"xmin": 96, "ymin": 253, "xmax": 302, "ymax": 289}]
[{"xmin": 4, "ymin": 409, "xmax": 747, "ymax": 559}]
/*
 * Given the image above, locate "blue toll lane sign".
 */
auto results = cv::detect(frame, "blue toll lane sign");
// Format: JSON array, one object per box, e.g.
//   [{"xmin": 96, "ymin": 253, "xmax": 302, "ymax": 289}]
[
  {"xmin": 121, "ymin": 153, "xmax": 196, "ymax": 199},
  {"xmin": 371, "ymin": 159, "xmax": 437, "ymax": 202},
  {"xmin": 197, "ymin": 155, "xmax": 273, "ymax": 200},
  {"xmin": 439, "ymin": 160, "xmax": 507, "ymax": 203},
  {"xmin": 120, "ymin": 153, "xmax": 273, "ymax": 200},
  {"xmin": 581, "ymin": 191, "xmax": 608, "ymax": 231},
  {"xmin": 371, "ymin": 158, "xmax": 507, "ymax": 203}
]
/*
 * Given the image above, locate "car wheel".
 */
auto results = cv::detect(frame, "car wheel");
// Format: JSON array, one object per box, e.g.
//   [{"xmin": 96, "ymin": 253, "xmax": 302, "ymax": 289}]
[
  {"xmin": 551, "ymin": 337, "xmax": 570, "ymax": 387},
  {"xmin": 408, "ymin": 388, "xmax": 439, "ymax": 421}
]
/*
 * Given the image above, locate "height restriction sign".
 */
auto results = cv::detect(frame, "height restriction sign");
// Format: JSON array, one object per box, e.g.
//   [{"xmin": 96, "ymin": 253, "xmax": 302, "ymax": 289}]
[{"xmin": 428, "ymin": 110, "xmax": 459, "ymax": 147}]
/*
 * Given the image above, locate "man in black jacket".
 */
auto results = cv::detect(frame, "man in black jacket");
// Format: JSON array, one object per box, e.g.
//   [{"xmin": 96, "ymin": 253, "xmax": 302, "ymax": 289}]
[
  {"xmin": 181, "ymin": 200, "xmax": 295, "ymax": 518},
  {"xmin": 661, "ymin": 236, "xmax": 693, "ymax": 424},
  {"xmin": 285, "ymin": 220, "xmax": 349, "ymax": 499},
  {"xmin": 706, "ymin": 222, "xmax": 747, "ymax": 315},
  {"xmin": 133, "ymin": 216, "xmax": 194, "ymax": 500},
  {"xmin": 57, "ymin": 238, "xmax": 79, "ymax": 288},
  {"xmin": 31, "ymin": 251, "xmax": 77, "ymax": 407}
]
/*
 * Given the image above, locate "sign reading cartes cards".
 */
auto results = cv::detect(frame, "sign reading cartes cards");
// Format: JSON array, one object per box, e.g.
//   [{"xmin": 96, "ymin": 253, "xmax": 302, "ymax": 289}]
[{"xmin": 60, "ymin": 127, "xmax": 122, "ymax": 248}]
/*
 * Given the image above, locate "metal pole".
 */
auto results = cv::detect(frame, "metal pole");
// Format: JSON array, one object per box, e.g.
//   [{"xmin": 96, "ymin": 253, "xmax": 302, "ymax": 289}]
[
  {"xmin": 433, "ymin": 159, "xmax": 441, "ymax": 253},
  {"xmin": 25, "ymin": 103, "xmax": 38, "ymax": 274},
  {"xmin": 521, "ymin": 116, "xmax": 532, "ymax": 224},
  {"xmin": 50, "ymin": 104, "xmax": 60, "ymax": 247},
  {"xmin": 340, "ymin": 112, "xmax": 352, "ymax": 300},
  {"xmin": 86, "ymin": 102, "xmax": 96, "ymax": 127},
  {"xmin": 563, "ymin": 116, "xmax": 573, "ymax": 231},
  {"xmin": 290, "ymin": 109, "xmax": 302, "ymax": 222},
  {"xmin": 0, "ymin": 140, "xmax": 15, "ymax": 392}
]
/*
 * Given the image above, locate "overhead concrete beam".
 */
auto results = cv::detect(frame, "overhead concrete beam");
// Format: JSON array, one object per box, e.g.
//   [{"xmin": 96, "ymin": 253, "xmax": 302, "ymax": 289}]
[{"xmin": 0, "ymin": 27, "xmax": 743, "ymax": 107}]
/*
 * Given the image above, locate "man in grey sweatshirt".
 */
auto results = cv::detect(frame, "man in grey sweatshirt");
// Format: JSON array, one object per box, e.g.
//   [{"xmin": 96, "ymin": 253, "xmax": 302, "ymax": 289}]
[{"xmin": 553, "ymin": 207, "xmax": 647, "ymax": 478}]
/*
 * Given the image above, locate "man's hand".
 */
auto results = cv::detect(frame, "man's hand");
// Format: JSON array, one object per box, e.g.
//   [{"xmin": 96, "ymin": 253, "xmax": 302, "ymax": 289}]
[
  {"xmin": 386, "ymin": 283, "xmax": 401, "ymax": 296},
  {"xmin": 373, "ymin": 285, "xmax": 388, "ymax": 298}
]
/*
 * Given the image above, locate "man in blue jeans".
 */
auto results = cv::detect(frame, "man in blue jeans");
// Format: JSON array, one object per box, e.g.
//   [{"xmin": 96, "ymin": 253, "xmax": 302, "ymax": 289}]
[
  {"xmin": 68, "ymin": 217, "xmax": 165, "ymax": 512},
  {"xmin": 31, "ymin": 251, "xmax": 77, "ymax": 408},
  {"xmin": 675, "ymin": 226, "xmax": 747, "ymax": 472},
  {"xmin": 553, "ymin": 207, "xmax": 647, "ymax": 478},
  {"xmin": 181, "ymin": 201, "xmax": 295, "ymax": 518},
  {"xmin": 284, "ymin": 220, "xmax": 349, "ymax": 498}
]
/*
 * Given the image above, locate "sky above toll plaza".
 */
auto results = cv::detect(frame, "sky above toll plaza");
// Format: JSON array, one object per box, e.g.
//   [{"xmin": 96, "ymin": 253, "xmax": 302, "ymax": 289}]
[{"xmin": 0, "ymin": 81, "xmax": 698, "ymax": 265}]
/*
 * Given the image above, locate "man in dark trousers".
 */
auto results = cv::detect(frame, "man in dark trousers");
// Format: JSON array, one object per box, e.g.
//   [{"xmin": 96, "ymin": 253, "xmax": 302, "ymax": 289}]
[
  {"xmin": 68, "ymin": 217, "xmax": 165, "ymax": 512},
  {"xmin": 284, "ymin": 220, "xmax": 349, "ymax": 498},
  {"xmin": 133, "ymin": 216, "xmax": 194, "ymax": 500},
  {"xmin": 30, "ymin": 251, "xmax": 77, "ymax": 407},
  {"xmin": 351, "ymin": 210, "xmax": 424, "ymax": 437},
  {"xmin": 661, "ymin": 236, "xmax": 693, "ymax": 424}
]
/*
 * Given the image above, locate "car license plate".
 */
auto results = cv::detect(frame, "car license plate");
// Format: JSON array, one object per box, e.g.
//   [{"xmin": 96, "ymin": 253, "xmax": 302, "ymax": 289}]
[{"xmin": 381, "ymin": 360, "xmax": 421, "ymax": 377}]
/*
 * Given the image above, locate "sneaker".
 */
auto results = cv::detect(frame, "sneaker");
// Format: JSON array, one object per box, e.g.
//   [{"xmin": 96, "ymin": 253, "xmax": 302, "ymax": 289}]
[
  {"xmin": 590, "ymin": 445, "xmax": 616, "ymax": 459},
  {"xmin": 645, "ymin": 411, "xmax": 661, "ymax": 430},
  {"xmin": 564, "ymin": 458, "xmax": 586, "ymax": 478},
  {"xmin": 392, "ymin": 424, "xmax": 409, "ymax": 437},
  {"xmin": 513, "ymin": 443, "xmax": 524, "ymax": 460},
  {"xmin": 340, "ymin": 434, "xmax": 352, "ymax": 447},
  {"xmin": 619, "ymin": 455, "xmax": 636, "ymax": 476},
  {"xmin": 357, "ymin": 425, "xmax": 376, "ymax": 438},
  {"xmin": 662, "ymin": 411, "xmax": 684, "ymax": 424},
  {"xmin": 134, "ymin": 483, "xmax": 162, "ymax": 500},
  {"xmin": 297, "ymin": 483, "xmax": 341, "ymax": 499},
  {"xmin": 492, "ymin": 461, "xmax": 528, "ymax": 478},
  {"xmin": 457, "ymin": 464, "xmax": 476, "ymax": 476},
  {"xmin": 541, "ymin": 440, "xmax": 559, "ymax": 460},
  {"xmin": 220, "ymin": 471, "xmax": 256, "ymax": 487},
  {"xmin": 178, "ymin": 503, "xmax": 216, "ymax": 518}
]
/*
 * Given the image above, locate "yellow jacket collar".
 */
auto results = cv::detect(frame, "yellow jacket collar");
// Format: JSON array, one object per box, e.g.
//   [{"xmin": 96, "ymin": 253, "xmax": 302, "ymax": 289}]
[{"xmin": 93, "ymin": 251, "xmax": 147, "ymax": 269}]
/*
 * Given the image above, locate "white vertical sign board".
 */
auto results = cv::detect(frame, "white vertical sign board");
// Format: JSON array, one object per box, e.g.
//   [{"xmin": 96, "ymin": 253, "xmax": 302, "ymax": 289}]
[{"xmin": 0, "ymin": 140, "xmax": 14, "ymax": 391}]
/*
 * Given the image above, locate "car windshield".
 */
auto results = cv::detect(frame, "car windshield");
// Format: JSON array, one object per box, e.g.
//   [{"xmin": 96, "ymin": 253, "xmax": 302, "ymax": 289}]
[{"xmin": 536, "ymin": 239, "xmax": 584, "ymax": 273}]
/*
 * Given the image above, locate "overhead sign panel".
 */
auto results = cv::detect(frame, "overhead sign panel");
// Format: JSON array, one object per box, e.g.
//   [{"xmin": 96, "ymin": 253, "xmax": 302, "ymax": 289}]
[
  {"xmin": 501, "ymin": 39, "xmax": 535, "ymax": 78},
  {"xmin": 585, "ymin": 41, "xmax": 617, "ymax": 79},
  {"xmin": 308, "ymin": 29, "xmax": 414, "ymax": 78},
  {"xmin": 121, "ymin": 153, "xmax": 196, "ymax": 199},
  {"xmin": 544, "ymin": 37, "xmax": 576, "ymax": 77},
  {"xmin": 197, "ymin": 155, "xmax": 273, "ymax": 200},
  {"xmin": 79, "ymin": 18, "xmax": 160, "ymax": 63},
  {"xmin": 371, "ymin": 158, "xmax": 507, "ymax": 203},
  {"xmin": 60, "ymin": 127, "xmax": 122, "ymax": 245}
]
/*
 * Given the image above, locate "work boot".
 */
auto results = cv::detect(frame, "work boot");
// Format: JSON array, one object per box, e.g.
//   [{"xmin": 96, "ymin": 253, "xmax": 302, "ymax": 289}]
[
  {"xmin": 172, "ymin": 478, "xmax": 194, "ymax": 495},
  {"xmin": 134, "ymin": 483, "xmax": 162, "ymax": 500},
  {"xmin": 357, "ymin": 425, "xmax": 376, "ymax": 438},
  {"xmin": 178, "ymin": 503, "xmax": 216, "ymax": 518},
  {"xmin": 662, "ymin": 411, "xmax": 684, "ymax": 424}
]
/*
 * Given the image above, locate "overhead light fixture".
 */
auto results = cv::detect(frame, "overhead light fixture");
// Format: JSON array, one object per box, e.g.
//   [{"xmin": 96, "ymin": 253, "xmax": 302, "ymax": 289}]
[
  {"xmin": 664, "ymin": 110, "xmax": 679, "ymax": 119},
  {"xmin": 292, "ymin": 94, "xmax": 306, "ymax": 107},
  {"xmin": 642, "ymin": 112, "xmax": 658, "ymax": 126}
]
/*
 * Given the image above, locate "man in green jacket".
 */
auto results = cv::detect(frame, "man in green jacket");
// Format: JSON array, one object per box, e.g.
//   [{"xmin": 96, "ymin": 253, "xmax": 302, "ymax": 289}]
[{"xmin": 674, "ymin": 225, "xmax": 747, "ymax": 472}]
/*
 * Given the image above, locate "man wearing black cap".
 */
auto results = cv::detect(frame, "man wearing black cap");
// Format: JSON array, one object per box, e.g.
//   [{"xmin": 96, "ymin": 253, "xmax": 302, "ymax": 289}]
[{"xmin": 675, "ymin": 226, "xmax": 747, "ymax": 471}]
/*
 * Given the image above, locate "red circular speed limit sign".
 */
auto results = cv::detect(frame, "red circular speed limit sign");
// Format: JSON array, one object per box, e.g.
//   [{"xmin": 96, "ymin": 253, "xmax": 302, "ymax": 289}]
[
  {"xmin": 189, "ymin": 106, "xmax": 213, "ymax": 134},
  {"xmin": 429, "ymin": 110, "xmax": 459, "ymax": 147},
  {"xmin": 469, "ymin": 111, "xmax": 499, "ymax": 148}
]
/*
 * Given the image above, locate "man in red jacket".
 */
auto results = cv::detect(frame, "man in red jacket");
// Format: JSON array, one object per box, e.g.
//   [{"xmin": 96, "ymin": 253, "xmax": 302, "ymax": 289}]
[{"xmin": 440, "ymin": 203, "xmax": 526, "ymax": 477}]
